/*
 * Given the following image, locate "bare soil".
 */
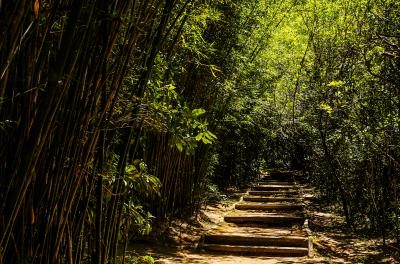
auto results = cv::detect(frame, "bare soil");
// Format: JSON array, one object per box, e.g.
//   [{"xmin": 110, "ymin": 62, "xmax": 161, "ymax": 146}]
[{"xmin": 125, "ymin": 188, "xmax": 399, "ymax": 264}]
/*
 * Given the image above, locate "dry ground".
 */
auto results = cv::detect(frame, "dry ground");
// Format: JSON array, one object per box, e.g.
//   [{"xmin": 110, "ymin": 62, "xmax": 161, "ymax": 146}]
[{"xmin": 124, "ymin": 188, "xmax": 399, "ymax": 264}]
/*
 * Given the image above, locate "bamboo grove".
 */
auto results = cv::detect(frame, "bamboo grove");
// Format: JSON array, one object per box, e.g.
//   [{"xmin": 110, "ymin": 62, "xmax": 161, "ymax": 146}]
[
  {"xmin": 1, "ymin": 0, "xmax": 400, "ymax": 263},
  {"xmin": 0, "ymin": 0, "xmax": 279, "ymax": 262}
]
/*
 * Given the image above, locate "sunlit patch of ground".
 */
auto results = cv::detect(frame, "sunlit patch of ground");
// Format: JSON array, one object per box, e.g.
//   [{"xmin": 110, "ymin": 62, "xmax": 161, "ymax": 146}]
[
  {"xmin": 304, "ymin": 189, "xmax": 398, "ymax": 263},
  {"xmin": 124, "ymin": 187, "xmax": 399, "ymax": 264}
]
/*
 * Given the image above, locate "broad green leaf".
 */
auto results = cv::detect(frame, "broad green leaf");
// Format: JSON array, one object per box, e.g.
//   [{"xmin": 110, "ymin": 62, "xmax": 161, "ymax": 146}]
[
  {"xmin": 195, "ymin": 133, "xmax": 203, "ymax": 141},
  {"xmin": 192, "ymin": 108, "xmax": 206, "ymax": 117}
]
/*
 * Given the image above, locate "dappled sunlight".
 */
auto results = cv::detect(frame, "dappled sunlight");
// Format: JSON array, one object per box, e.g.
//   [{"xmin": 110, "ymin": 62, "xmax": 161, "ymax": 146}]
[
  {"xmin": 1, "ymin": 0, "xmax": 399, "ymax": 262},
  {"xmin": 125, "ymin": 178, "xmax": 397, "ymax": 263}
]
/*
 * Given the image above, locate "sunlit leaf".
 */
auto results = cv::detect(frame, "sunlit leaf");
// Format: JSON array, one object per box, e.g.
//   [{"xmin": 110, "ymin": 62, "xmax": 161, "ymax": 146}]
[
  {"xmin": 320, "ymin": 103, "xmax": 333, "ymax": 114},
  {"xmin": 327, "ymin": 80, "xmax": 344, "ymax": 87},
  {"xmin": 195, "ymin": 133, "xmax": 203, "ymax": 141},
  {"xmin": 201, "ymin": 137, "xmax": 212, "ymax": 144},
  {"xmin": 176, "ymin": 142, "xmax": 183, "ymax": 152},
  {"xmin": 192, "ymin": 108, "xmax": 206, "ymax": 117}
]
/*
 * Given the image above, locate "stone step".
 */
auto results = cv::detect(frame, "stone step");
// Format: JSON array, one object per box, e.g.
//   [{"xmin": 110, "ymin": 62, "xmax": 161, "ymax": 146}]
[
  {"xmin": 267, "ymin": 171, "xmax": 293, "ymax": 178},
  {"xmin": 258, "ymin": 180, "xmax": 295, "ymax": 185},
  {"xmin": 253, "ymin": 185, "xmax": 294, "ymax": 191},
  {"xmin": 248, "ymin": 190, "xmax": 299, "ymax": 196},
  {"xmin": 203, "ymin": 234, "xmax": 308, "ymax": 247},
  {"xmin": 263, "ymin": 177, "xmax": 294, "ymax": 182},
  {"xmin": 199, "ymin": 171, "xmax": 312, "ymax": 258},
  {"xmin": 224, "ymin": 214, "xmax": 304, "ymax": 226},
  {"xmin": 206, "ymin": 225, "xmax": 306, "ymax": 237},
  {"xmin": 235, "ymin": 203, "xmax": 303, "ymax": 211},
  {"xmin": 262, "ymin": 179, "xmax": 294, "ymax": 183},
  {"xmin": 243, "ymin": 196, "xmax": 301, "ymax": 203},
  {"xmin": 201, "ymin": 244, "xmax": 308, "ymax": 256}
]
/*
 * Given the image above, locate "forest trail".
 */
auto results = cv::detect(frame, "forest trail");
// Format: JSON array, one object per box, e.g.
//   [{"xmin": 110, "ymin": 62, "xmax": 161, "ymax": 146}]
[
  {"xmin": 126, "ymin": 171, "xmax": 397, "ymax": 263},
  {"xmin": 199, "ymin": 171, "xmax": 312, "ymax": 257}
]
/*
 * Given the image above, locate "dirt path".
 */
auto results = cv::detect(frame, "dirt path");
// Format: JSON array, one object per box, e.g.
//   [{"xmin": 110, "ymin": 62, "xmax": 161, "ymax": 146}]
[{"xmin": 125, "ymin": 174, "xmax": 398, "ymax": 264}]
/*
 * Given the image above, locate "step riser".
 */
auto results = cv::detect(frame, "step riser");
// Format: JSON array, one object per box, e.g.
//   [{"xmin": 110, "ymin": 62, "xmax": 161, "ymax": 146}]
[
  {"xmin": 201, "ymin": 244, "xmax": 308, "ymax": 256},
  {"xmin": 204, "ymin": 236, "xmax": 308, "ymax": 247},
  {"xmin": 248, "ymin": 191, "xmax": 299, "ymax": 196},
  {"xmin": 267, "ymin": 172, "xmax": 293, "ymax": 177},
  {"xmin": 228, "ymin": 223, "xmax": 303, "ymax": 228},
  {"xmin": 243, "ymin": 197, "xmax": 301, "ymax": 202},
  {"xmin": 264, "ymin": 176, "xmax": 293, "ymax": 179},
  {"xmin": 258, "ymin": 181, "xmax": 294, "ymax": 185},
  {"xmin": 261, "ymin": 178, "xmax": 294, "ymax": 181},
  {"xmin": 224, "ymin": 216, "xmax": 304, "ymax": 226},
  {"xmin": 261, "ymin": 180, "xmax": 294, "ymax": 183},
  {"xmin": 253, "ymin": 186, "xmax": 293, "ymax": 191},
  {"xmin": 235, "ymin": 204, "xmax": 303, "ymax": 211}
]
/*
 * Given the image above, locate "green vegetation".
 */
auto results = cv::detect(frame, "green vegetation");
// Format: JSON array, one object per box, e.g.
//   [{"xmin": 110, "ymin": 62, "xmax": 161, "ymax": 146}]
[{"xmin": 0, "ymin": 0, "xmax": 399, "ymax": 263}]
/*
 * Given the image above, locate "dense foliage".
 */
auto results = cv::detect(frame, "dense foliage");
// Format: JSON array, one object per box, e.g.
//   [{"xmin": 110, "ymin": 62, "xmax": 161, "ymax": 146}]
[
  {"xmin": 259, "ymin": 0, "xmax": 400, "ymax": 242},
  {"xmin": 0, "ymin": 0, "xmax": 399, "ymax": 263},
  {"xmin": 303, "ymin": 0, "xmax": 400, "ymax": 240}
]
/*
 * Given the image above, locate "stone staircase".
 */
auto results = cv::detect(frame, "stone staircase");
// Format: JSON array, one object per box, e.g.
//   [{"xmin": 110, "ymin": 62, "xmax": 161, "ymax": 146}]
[{"xmin": 199, "ymin": 171, "xmax": 312, "ymax": 257}]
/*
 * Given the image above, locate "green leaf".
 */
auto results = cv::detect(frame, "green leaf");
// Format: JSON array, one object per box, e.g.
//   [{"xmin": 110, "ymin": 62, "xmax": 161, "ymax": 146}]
[
  {"xmin": 195, "ymin": 133, "xmax": 203, "ymax": 141},
  {"xmin": 125, "ymin": 164, "xmax": 137, "ymax": 174},
  {"xmin": 201, "ymin": 137, "xmax": 212, "ymax": 144},
  {"xmin": 192, "ymin": 108, "xmax": 206, "ymax": 117},
  {"xmin": 176, "ymin": 142, "xmax": 183, "ymax": 152},
  {"xmin": 210, "ymin": 65, "xmax": 221, "ymax": 78},
  {"xmin": 204, "ymin": 130, "xmax": 217, "ymax": 140},
  {"xmin": 320, "ymin": 103, "xmax": 333, "ymax": 114},
  {"xmin": 327, "ymin": 80, "xmax": 343, "ymax": 87}
]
